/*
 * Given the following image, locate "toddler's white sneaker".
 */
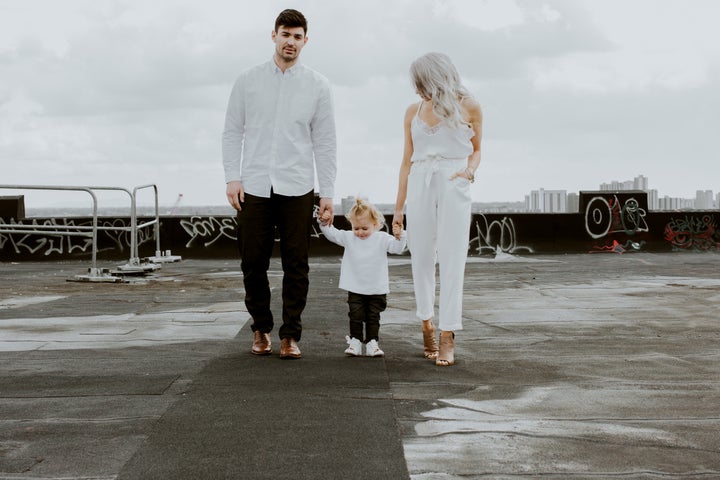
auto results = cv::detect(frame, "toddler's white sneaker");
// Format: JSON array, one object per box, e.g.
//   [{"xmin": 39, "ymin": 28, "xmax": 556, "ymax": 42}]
[
  {"xmin": 344, "ymin": 336, "xmax": 363, "ymax": 356},
  {"xmin": 365, "ymin": 339, "xmax": 384, "ymax": 357}
]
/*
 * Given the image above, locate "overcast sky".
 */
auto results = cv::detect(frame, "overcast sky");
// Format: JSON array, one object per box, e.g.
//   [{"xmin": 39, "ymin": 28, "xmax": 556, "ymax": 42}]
[{"xmin": 1, "ymin": 0, "xmax": 719, "ymax": 209}]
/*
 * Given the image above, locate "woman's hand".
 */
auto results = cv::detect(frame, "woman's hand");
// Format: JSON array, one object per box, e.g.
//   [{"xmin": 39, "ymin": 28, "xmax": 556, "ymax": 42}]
[
  {"xmin": 392, "ymin": 212, "xmax": 404, "ymax": 240},
  {"xmin": 450, "ymin": 167, "xmax": 474, "ymax": 183},
  {"xmin": 392, "ymin": 222, "xmax": 403, "ymax": 239}
]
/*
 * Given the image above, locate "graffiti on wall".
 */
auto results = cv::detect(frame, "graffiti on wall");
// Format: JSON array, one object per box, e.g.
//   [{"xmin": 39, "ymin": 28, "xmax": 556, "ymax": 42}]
[
  {"xmin": 6, "ymin": 212, "xmax": 720, "ymax": 258},
  {"xmin": 589, "ymin": 239, "xmax": 646, "ymax": 254},
  {"xmin": 180, "ymin": 216, "xmax": 238, "ymax": 248},
  {"xmin": 470, "ymin": 214, "xmax": 533, "ymax": 254},
  {"xmin": 0, "ymin": 218, "xmax": 94, "ymax": 256},
  {"xmin": 0, "ymin": 217, "xmax": 154, "ymax": 256},
  {"xmin": 179, "ymin": 212, "xmax": 327, "ymax": 249},
  {"xmin": 101, "ymin": 218, "xmax": 155, "ymax": 253},
  {"xmin": 585, "ymin": 195, "xmax": 648, "ymax": 240},
  {"xmin": 664, "ymin": 215, "xmax": 720, "ymax": 251},
  {"xmin": 177, "ymin": 212, "xmax": 528, "ymax": 256}
]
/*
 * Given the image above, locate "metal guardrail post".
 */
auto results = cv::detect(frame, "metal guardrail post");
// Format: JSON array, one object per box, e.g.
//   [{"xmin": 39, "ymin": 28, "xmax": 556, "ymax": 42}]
[
  {"xmin": 0, "ymin": 183, "xmax": 181, "ymax": 281},
  {"xmin": 0, "ymin": 184, "xmax": 121, "ymax": 282},
  {"xmin": 112, "ymin": 185, "xmax": 148, "ymax": 274},
  {"xmin": 141, "ymin": 184, "xmax": 181, "ymax": 264}
]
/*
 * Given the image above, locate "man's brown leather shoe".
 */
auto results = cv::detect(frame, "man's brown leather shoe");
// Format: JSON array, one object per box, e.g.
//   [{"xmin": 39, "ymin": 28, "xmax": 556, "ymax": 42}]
[
  {"xmin": 279, "ymin": 338, "xmax": 301, "ymax": 359},
  {"xmin": 251, "ymin": 331, "xmax": 272, "ymax": 355}
]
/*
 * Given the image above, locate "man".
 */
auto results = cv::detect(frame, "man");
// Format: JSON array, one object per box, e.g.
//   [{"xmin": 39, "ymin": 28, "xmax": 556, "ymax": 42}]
[{"xmin": 222, "ymin": 9, "xmax": 336, "ymax": 359}]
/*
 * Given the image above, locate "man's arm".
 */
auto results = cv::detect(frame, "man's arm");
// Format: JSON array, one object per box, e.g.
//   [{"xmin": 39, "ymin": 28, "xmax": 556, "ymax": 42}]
[
  {"xmin": 311, "ymin": 79, "xmax": 337, "ymax": 223},
  {"xmin": 222, "ymin": 75, "xmax": 246, "ymax": 210}
]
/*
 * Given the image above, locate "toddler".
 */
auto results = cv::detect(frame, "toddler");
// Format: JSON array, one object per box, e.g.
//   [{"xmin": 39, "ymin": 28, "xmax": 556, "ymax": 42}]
[{"xmin": 319, "ymin": 198, "xmax": 407, "ymax": 356}]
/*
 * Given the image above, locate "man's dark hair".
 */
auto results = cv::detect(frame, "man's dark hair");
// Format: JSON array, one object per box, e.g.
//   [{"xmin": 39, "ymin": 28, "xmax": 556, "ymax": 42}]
[{"xmin": 275, "ymin": 9, "xmax": 308, "ymax": 34}]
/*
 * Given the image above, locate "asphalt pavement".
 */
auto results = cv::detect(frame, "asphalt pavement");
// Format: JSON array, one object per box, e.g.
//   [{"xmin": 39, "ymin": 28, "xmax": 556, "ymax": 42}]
[{"xmin": 1, "ymin": 252, "xmax": 719, "ymax": 479}]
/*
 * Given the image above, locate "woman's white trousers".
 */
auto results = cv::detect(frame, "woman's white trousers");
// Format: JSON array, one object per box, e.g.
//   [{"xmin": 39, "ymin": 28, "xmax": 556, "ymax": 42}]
[{"xmin": 406, "ymin": 158, "xmax": 472, "ymax": 332}]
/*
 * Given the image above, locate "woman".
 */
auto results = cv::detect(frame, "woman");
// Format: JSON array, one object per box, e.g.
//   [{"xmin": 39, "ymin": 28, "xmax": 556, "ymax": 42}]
[{"xmin": 392, "ymin": 52, "xmax": 483, "ymax": 366}]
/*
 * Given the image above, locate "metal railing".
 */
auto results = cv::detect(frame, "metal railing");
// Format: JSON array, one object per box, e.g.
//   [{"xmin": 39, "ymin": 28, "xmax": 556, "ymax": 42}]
[{"xmin": 0, "ymin": 184, "xmax": 180, "ymax": 282}]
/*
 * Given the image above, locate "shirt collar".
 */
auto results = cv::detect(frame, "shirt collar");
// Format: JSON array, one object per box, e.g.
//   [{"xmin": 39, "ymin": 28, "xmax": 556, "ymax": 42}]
[{"xmin": 270, "ymin": 57, "xmax": 301, "ymax": 76}]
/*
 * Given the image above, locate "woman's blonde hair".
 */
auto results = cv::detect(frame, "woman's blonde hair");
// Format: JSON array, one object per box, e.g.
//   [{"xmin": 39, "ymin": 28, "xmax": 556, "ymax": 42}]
[
  {"xmin": 346, "ymin": 197, "xmax": 385, "ymax": 228},
  {"xmin": 410, "ymin": 52, "xmax": 471, "ymax": 128}
]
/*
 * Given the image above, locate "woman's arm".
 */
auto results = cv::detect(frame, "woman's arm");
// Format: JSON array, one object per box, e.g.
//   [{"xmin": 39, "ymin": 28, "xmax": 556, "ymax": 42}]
[
  {"xmin": 450, "ymin": 98, "xmax": 483, "ymax": 182},
  {"xmin": 465, "ymin": 98, "xmax": 483, "ymax": 176},
  {"xmin": 392, "ymin": 104, "xmax": 418, "ymax": 236}
]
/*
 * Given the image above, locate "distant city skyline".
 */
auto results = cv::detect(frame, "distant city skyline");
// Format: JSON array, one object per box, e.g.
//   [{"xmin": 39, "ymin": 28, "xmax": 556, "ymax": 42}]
[
  {"xmin": 18, "ymin": 172, "xmax": 719, "ymax": 216},
  {"xmin": 523, "ymin": 174, "xmax": 719, "ymax": 213}
]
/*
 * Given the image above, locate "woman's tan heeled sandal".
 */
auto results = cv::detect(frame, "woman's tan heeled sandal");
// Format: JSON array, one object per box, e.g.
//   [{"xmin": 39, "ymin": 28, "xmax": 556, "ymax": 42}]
[
  {"xmin": 422, "ymin": 322, "xmax": 439, "ymax": 360},
  {"xmin": 436, "ymin": 332, "xmax": 455, "ymax": 366}
]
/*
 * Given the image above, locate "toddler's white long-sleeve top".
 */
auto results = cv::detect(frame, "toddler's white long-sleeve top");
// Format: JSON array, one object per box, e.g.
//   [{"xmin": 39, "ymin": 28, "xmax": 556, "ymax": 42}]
[{"xmin": 320, "ymin": 224, "xmax": 407, "ymax": 295}]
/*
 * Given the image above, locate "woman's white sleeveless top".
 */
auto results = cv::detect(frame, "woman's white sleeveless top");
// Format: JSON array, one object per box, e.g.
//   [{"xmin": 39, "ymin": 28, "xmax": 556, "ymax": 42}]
[{"xmin": 410, "ymin": 102, "xmax": 474, "ymax": 162}]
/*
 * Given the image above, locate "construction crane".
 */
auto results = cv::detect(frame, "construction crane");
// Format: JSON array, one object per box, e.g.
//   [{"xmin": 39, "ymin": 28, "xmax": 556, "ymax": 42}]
[{"xmin": 168, "ymin": 193, "xmax": 183, "ymax": 215}]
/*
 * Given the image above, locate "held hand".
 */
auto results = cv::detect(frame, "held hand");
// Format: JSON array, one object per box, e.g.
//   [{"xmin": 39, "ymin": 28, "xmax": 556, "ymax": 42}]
[
  {"xmin": 318, "ymin": 197, "xmax": 334, "ymax": 226},
  {"xmin": 392, "ymin": 223, "xmax": 403, "ymax": 240},
  {"xmin": 392, "ymin": 212, "xmax": 404, "ymax": 240},
  {"xmin": 319, "ymin": 210, "xmax": 332, "ymax": 225},
  {"xmin": 226, "ymin": 181, "xmax": 244, "ymax": 211}
]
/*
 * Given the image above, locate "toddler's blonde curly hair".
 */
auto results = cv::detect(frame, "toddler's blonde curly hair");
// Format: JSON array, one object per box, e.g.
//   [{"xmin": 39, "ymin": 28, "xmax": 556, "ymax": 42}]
[{"xmin": 346, "ymin": 197, "xmax": 385, "ymax": 228}]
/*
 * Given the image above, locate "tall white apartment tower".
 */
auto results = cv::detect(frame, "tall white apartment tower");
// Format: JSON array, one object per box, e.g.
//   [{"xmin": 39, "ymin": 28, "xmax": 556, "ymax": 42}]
[
  {"xmin": 634, "ymin": 175, "xmax": 648, "ymax": 191},
  {"xmin": 647, "ymin": 189, "xmax": 659, "ymax": 210},
  {"xmin": 526, "ymin": 189, "xmax": 568, "ymax": 213},
  {"xmin": 695, "ymin": 190, "xmax": 714, "ymax": 209}
]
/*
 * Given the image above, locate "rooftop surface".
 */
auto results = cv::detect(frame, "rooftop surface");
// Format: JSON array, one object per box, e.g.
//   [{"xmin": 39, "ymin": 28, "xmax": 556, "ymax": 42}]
[{"xmin": 1, "ymin": 252, "xmax": 719, "ymax": 479}]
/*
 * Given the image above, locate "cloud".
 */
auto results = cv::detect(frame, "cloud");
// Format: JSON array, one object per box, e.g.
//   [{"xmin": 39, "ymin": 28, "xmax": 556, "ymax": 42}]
[{"xmin": 1, "ymin": 0, "xmax": 719, "ymax": 208}]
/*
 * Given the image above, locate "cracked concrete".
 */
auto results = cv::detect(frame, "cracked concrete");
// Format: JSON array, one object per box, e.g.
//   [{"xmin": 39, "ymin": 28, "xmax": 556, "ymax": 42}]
[{"xmin": 1, "ymin": 253, "xmax": 720, "ymax": 479}]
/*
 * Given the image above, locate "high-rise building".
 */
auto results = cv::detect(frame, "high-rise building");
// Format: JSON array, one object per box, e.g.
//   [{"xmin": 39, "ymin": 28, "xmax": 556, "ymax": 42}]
[
  {"xmin": 647, "ymin": 189, "xmax": 659, "ymax": 211},
  {"xmin": 695, "ymin": 190, "xmax": 714, "ymax": 209},
  {"xmin": 341, "ymin": 196, "xmax": 356, "ymax": 215},
  {"xmin": 634, "ymin": 175, "xmax": 648, "ymax": 190},
  {"xmin": 658, "ymin": 196, "xmax": 694, "ymax": 210},
  {"xmin": 567, "ymin": 192, "xmax": 579, "ymax": 213},
  {"xmin": 525, "ymin": 188, "xmax": 567, "ymax": 213},
  {"xmin": 600, "ymin": 175, "xmax": 647, "ymax": 192}
]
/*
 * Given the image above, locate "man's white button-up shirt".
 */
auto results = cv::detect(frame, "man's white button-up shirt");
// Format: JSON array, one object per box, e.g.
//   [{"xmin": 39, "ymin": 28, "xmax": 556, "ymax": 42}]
[{"xmin": 222, "ymin": 59, "xmax": 337, "ymax": 199}]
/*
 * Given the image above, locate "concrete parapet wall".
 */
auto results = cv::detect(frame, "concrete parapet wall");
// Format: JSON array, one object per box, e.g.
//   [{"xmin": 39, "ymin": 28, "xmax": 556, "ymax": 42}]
[
  {"xmin": 0, "ymin": 195, "xmax": 25, "ymax": 221},
  {"xmin": 2, "ymin": 209, "xmax": 719, "ymax": 261}
]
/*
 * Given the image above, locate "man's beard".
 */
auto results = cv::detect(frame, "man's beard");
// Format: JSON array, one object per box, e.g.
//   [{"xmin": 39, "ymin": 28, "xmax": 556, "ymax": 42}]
[{"xmin": 278, "ymin": 46, "xmax": 297, "ymax": 62}]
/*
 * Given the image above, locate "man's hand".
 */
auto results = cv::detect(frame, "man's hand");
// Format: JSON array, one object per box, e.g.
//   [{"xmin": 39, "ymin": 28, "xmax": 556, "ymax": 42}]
[
  {"xmin": 318, "ymin": 197, "xmax": 334, "ymax": 226},
  {"xmin": 226, "ymin": 181, "xmax": 244, "ymax": 211},
  {"xmin": 319, "ymin": 210, "xmax": 332, "ymax": 225}
]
